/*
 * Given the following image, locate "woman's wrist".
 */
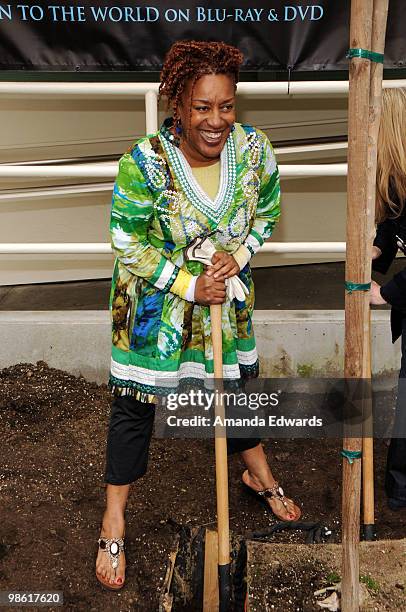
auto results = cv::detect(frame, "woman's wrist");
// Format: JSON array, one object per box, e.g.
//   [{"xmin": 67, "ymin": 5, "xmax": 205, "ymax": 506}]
[
  {"xmin": 170, "ymin": 269, "xmax": 197, "ymax": 300},
  {"xmin": 232, "ymin": 244, "xmax": 251, "ymax": 271},
  {"xmin": 379, "ymin": 286, "xmax": 388, "ymax": 304},
  {"xmin": 184, "ymin": 275, "xmax": 199, "ymax": 302}
]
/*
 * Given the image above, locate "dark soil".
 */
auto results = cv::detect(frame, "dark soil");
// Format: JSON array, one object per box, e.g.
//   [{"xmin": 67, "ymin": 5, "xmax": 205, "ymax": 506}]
[
  {"xmin": 260, "ymin": 557, "xmax": 330, "ymax": 611},
  {"xmin": 247, "ymin": 540, "xmax": 406, "ymax": 611},
  {"xmin": 0, "ymin": 361, "xmax": 405, "ymax": 611}
]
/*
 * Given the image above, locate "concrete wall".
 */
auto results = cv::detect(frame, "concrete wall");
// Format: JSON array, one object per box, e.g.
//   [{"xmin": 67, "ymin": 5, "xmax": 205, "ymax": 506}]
[{"xmin": 0, "ymin": 310, "xmax": 399, "ymax": 385}]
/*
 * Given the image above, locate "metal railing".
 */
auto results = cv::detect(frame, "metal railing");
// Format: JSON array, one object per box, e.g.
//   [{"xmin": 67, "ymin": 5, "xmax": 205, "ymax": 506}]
[
  {"xmin": 0, "ymin": 163, "xmax": 347, "ymax": 179},
  {"xmin": 0, "ymin": 242, "xmax": 346, "ymax": 254},
  {"xmin": 0, "ymin": 78, "xmax": 404, "ymax": 98}
]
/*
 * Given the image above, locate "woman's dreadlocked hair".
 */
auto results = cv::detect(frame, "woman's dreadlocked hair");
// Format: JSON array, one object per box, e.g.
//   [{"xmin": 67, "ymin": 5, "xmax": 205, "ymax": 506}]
[{"xmin": 159, "ymin": 40, "xmax": 244, "ymax": 125}]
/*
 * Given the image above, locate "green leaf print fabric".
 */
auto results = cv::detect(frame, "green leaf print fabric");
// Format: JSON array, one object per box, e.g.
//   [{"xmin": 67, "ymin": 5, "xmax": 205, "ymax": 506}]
[{"xmin": 108, "ymin": 121, "xmax": 281, "ymax": 402}]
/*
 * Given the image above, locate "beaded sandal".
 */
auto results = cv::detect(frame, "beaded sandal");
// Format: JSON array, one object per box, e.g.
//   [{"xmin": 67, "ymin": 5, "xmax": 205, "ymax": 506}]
[
  {"xmin": 242, "ymin": 471, "xmax": 301, "ymax": 521},
  {"xmin": 96, "ymin": 535, "xmax": 126, "ymax": 591}
]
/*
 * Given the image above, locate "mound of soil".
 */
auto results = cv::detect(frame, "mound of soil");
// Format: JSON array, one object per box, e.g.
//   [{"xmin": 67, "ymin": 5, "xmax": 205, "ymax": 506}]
[{"xmin": 0, "ymin": 361, "xmax": 404, "ymax": 611}]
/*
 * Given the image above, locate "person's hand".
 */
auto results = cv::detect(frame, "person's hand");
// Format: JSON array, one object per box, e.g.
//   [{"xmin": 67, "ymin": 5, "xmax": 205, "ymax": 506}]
[
  {"xmin": 206, "ymin": 251, "xmax": 240, "ymax": 281},
  {"xmin": 372, "ymin": 246, "xmax": 382, "ymax": 260},
  {"xmin": 194, "ymin": 272, "xmax": 226, "ymax": 305},
  {"xmin": 370, "ymin": 280, "xmax": 387, "ymax": 305}
]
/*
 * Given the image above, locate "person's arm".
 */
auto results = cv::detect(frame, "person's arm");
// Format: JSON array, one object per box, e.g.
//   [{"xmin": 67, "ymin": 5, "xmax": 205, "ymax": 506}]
[
  {"xmin": 379, "ymin": 268, "xmax": 406, "ymax": 309},
  {"xmin": 372, "ymin": 218, "xmax": 398, "ymax": 274},
  {"xmin": 110, "ymin": 150, "xmax": 195, "ymax": 300},
  {"xmin": 370, "ymin": 217, "xmax": 406, "ymax": 308},
  {"xmin": 232, "ymin": 130, "xmax": 281, "ymax": 270},
  {"xmin": 370, "ymin": 280, "xmax": 387, "ymax": 305}
]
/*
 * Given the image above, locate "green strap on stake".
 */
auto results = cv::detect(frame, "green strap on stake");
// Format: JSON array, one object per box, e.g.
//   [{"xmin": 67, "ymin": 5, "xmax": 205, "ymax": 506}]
[
  {"xmin": 341, "ymin": 450, "xmax": 362, "ymax": 464},
  {"xmin": 345, "ymin": 281, "xmax": 371, "ymax": 294},
  {"xmin": 347, "ymin": 48, "xmax": 384, "ymax": 64}
]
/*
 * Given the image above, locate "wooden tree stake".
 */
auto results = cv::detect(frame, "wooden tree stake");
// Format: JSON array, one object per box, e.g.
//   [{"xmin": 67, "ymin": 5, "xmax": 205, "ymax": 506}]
[
  {"xmin": 362, "ymin": 0, "xmax": 389, "ymax": 541},
  {"xmin": 342, "ymin": 0, "xmax": 374, "ymax": 609}
]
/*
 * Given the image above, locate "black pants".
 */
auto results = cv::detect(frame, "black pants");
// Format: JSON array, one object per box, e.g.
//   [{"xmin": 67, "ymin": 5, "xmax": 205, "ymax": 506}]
[
  {"xmin": 104, "ymin": 395, "xmax": 261, "ymax": 485},
  {"xmin": 385, "ymin": 321, "xmax": 406, "ymax": 502}
]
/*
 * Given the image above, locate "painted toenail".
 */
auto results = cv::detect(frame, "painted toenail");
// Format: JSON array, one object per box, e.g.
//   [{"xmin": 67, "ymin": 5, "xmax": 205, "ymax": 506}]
[{"xmin": 116, "ymin": 578, "xmax": 122, "ymax": 584}]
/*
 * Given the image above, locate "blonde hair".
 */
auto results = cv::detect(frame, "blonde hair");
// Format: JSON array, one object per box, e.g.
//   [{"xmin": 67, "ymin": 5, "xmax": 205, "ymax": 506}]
[{"xmin": 376, "ymin": 87, "xmax": 406, "ymax": 223}]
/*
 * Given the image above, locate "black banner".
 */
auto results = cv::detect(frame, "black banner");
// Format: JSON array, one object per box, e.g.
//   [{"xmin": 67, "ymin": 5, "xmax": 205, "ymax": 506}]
[{"xmin": 0, "ymin": 1, "xmax": 405, "ymax": 72}]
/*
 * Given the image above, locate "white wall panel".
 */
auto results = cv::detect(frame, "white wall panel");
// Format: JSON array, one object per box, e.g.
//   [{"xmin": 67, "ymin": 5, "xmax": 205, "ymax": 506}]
[{"xmin": 0, "ymin": 92, "xmax": 348, "ymax": 284}]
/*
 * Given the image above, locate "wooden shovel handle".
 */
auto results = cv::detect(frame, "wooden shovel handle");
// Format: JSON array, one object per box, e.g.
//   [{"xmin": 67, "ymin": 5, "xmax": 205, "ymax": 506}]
[
  {"xmin": 210, "ymin": 304, "xmax": 230, "ymax": 569},
  {"xmin": 210, "ymin": 304, "xmax": 223, "ymax": 379}
]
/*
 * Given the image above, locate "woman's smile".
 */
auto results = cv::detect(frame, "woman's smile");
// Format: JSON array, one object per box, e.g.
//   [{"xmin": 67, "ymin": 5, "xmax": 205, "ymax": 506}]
[{"xmin": 199, "ymin": 129, "xmax": 224, "ymax": 144}]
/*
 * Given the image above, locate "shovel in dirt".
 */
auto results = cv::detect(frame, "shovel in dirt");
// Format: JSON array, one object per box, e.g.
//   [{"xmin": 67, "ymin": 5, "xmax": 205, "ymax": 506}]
[
  {"xmin": 208, "ymin": 302, "xmax": 231, "ymax": 611},
  {"xmin": 158, "ymin": 302, "xmax": 232, "ymax": 611}
]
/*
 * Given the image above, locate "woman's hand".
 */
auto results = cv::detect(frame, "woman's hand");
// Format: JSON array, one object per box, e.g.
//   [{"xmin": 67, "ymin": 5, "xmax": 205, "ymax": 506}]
[
  {"xmin": 194, "ymin": 272, "xmax": 226, "ymax": 305},
  {"xmin": 370, "ymin": 280, "xmax": 387, "ymax": 305},
  {"xmin": 372, "ymin": 246, "xmax": 382, "ymax": 260},
  {"xmin": 206, "ymin": 251, "xmax": 240, "ymax": 280}
]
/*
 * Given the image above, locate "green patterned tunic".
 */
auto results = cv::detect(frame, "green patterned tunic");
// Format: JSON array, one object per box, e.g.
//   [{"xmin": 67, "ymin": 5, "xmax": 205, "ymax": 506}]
[{"xmin": 108, "ymin": 120, "xmax": 281, "ymax": 402}]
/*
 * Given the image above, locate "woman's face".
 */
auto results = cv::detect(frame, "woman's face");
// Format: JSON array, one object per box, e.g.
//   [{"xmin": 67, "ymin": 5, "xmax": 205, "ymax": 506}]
[{"xmin": 177, "ymin": 73, "xmax": 236, "ymax": 167}]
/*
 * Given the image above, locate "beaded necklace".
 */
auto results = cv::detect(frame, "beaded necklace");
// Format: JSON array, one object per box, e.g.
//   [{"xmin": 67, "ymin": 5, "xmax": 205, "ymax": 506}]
[{"xmin": 160, "ymin": 120, "xmax": 236, "ymax": 224}]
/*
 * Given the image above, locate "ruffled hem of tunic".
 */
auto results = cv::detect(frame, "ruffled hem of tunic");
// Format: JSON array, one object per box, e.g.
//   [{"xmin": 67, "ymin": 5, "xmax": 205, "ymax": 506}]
[
  {"xmin": 108, "ymin": 377, "xmax": 157, "ymax": 404},
  {"xmin": 108, "ymin": 361, "xmax": 259, "ymax": 405}
]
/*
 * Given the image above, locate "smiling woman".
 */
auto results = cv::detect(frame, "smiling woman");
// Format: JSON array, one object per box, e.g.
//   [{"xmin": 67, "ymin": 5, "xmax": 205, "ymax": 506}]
[{"xmin": 95, "ymin": 39, "xmax": 301, "ymax": 592}]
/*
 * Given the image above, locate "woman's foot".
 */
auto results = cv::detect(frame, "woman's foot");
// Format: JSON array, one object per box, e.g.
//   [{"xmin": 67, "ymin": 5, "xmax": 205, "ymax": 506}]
[
  {"xmin": 95, "ymin": 512, "xmax": 126, "ymax": 589},
  {"xmin": 242, "ymin": 469, "xmax": 301, "ymax": 521}
]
